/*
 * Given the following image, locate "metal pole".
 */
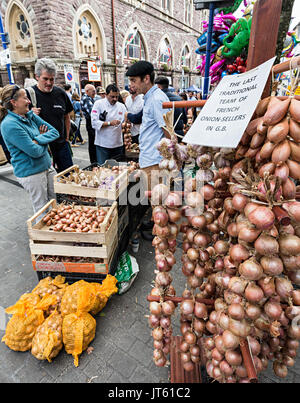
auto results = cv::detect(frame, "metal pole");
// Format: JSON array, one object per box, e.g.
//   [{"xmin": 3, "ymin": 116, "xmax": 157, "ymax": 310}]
[
  {"xmin": 0, "ymin": 13, "xmax": 14, "ymax": 84},
  {"xmin": 202, "ymin": 1, "xmax": 215, "ymax": 100}
]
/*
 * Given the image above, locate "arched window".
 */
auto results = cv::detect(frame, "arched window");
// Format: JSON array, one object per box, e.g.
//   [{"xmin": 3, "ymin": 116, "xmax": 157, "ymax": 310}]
[
  {"xmin": 5, "ymin": 1, "xmax": 37, "ymax": 62},
  {"xmin": 75, "ymin": 10, "xmax": 103, "ymax": 58},
  {"xmin": 181, "ymin": 45, "xmax": 191, "ymax": 68},
  {"xmin": 124, "ymin": 30, "xmax": 146, "ymax": 61},
  {"xmin": 158, "ymin": 38, "xmax": 172, "ymax": 67},
  {"xmin": 184, "ymin": 0, "xmax": 193, "ymax": 25}
]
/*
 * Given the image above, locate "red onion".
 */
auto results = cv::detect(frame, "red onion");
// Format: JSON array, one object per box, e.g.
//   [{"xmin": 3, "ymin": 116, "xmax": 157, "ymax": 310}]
[
  {"xmin": 232, "ymin": 193, "xmax": 249, "ymax": 212},
  {"xmin": 254, "ymin": 234, "xmax": 279, "ymax": 256},
  {"xmin": 245, "ymin": 282, "xmax": 264, "ymax": 303},
  {"xmin": 279, "ymin": 234, "xmax": 300, "ymax": 256},
  {"xmin": 264, "ymin": 300, "xmax": 283, "ymax": 320},
  {"xmin": 275, "ymin": 277, "xmax": 293, "ymax": 301},
  {"xmin": 260, "ymin": 256, "xmax": 283, "ymax": 276},
  {"xmin": 222, "ymin": 330, "xmax": 240, "ymax": 350},
  {"xmin": 230, "ymin": 244, "xmax": 250, "ymax": 263},
  {"xmin": 239, "ymin": 258, "xmax": 264, "ymax": 281},
  {"xmin": 248, "ymin": 206, "xmax": 275, "ymax": 230}
]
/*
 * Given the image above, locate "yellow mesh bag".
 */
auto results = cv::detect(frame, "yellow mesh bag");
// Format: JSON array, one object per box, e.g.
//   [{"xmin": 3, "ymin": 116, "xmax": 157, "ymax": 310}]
[
  {"xmin": 93, "ymin": 275, "xmax": 118, "ymax": 299},
  {"xmin": 62, "ymin": 312, "xmax": 96, "ymax": 367},
  {"xmin": 2, "ymin": 294, "xmax": 57, "ymax": 352},
  {"xmin": 31, "ymin": 310, "xmax": 63, "ymax": 362},
  {"xmin": 32, "ymin": 276, "xmax": 69, "ymax": 317},
  {"xmin": 60, "ymin": 281, "xmax": 97, "ymax": 316},
  {"xmin": 32, "ymin": 275, "xmax": 68, "ymax": 298}
]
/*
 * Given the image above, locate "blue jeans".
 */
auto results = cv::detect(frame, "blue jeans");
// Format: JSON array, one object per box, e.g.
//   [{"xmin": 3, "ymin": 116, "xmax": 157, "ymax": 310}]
[
  {"xmin": 96, "ymin": 145, "xmax": 124, "ymax": 165},
  {"xmin": 49, "ymin": 141, "xmax": 73, "ymax": 173}
]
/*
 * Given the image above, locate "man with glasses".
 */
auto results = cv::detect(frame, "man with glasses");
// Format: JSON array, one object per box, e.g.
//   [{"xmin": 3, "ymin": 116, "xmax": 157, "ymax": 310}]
[{"xmin": 26, "ymin": 58, "xmax": 74, "ymax": 173}]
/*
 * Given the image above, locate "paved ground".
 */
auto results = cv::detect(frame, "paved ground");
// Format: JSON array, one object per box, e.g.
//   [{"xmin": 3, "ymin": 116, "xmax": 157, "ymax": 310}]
[{"xmin": 0, "ymin": 125, "xmax": 299, "ymax": 384}]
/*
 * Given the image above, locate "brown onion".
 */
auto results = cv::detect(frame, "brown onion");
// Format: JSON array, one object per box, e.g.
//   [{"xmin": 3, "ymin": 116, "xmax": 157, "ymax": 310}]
[
  {"xmin": 248, "ymin": 206, "xmax": 275, "ymax": 230},
  {"xmin": 238, "ymin": 226, "xmax": 261, "ymax": 243},
  {"xmin": 239, "ymin": 258, "xmax": 263, "ymax": 281},
  {"xmin": 279, "ymin": 234, "xmax": 300, "ymax": 256},
  {"xmin": 264, "ymin": 300, "xmax": 283, "ymax": 320},
  {"xmin": 194, "ymin": 302, "xmax": 208, "ymax": 319},
  {"xmin": 225, "ymin": 350, "xmax": 242, "ymax": 366},
  {"xmin": 152, "ymin": 327, "xmax": 164, "ymax": 341},
  {"xmin": 222, "ymin": 330, "xmax": 240, "ymax": 350},
  {"xmin": 228, "ymin": 303, "xmax": 245, "ymax": 321},
  {"xmin": 258, "ymin": 277, "xmax": 276, "ymax": 297},
  {"xmin": 232, "ymin": 194, "xmax": 249, "ymax": 212},
  {"xmin": 254, "ymin": 234, "xmax": 279, "ymax": 256},
  {"xmin": 181, "ymin": 299, "xmax": 194, "ymax": 316},
  {"xmin": 275, "ymin": 277, "xmax": 293, "ymax": 301},
  {"xmin": 228, "ymin": 276, "xmax": 247, "ymax": 295},
  {"xmin": 260, "ymin": 256, "xmax": 283, "ymax": 276},
  {"xmin": 245, "ymin": 282, "xmax": 264, "ymax": 303},
  {"xmin": 282, "ymin": 178, "xmax": 296, "ymax": 199},
  {"xmin": 273, "ymin": 361, "xmax": 288, "ymax": 378},
  {"xmin": 230, "ymin": 244, "xmax": 250, "ymax": 263},
  {"xmin": 245, "ymin": 303, "xmax": 261, "ymax": 320},
  {"xmin": 229, "ymin": 318, "xmax": 251, "ymax": 337}
]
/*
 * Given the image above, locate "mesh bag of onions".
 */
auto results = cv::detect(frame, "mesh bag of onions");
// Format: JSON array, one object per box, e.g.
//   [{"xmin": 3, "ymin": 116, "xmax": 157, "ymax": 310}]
[
  {"xmin": 2, "ymin": 294, "xmax": 58, "ymax": 352},
  {"xmin": 62, "ymin": 312, "xmax": 96, "ymax": 367},
  {"xmin": 31, "ymin": 310, "xmax": 63, "ymax": 362}
]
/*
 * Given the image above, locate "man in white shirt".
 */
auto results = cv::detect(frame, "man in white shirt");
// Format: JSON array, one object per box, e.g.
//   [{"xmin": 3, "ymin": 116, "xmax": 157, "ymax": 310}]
[
  {"xmin": 91, "ymin": 84, "xmax": 127, "ymax": 165},
  {"xmin": 125, "ymin": 88, "xmax": 144, "ymax": 143}
]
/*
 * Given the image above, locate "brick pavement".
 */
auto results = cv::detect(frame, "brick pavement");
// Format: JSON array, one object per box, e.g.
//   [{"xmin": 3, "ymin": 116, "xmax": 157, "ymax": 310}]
[{"xmin": 0, "ymin": 126, "xmax": 299, "ymax": 383}]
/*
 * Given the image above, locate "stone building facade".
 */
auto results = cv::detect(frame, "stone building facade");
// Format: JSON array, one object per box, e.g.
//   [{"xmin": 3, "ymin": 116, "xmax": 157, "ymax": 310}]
[{"xmin": 0, "ymin": 0, "xmax": 208, "ymax": 90}]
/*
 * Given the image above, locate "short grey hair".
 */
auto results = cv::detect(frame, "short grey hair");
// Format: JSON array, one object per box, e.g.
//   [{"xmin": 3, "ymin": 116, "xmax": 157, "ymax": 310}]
[{"xmin": 35, "ymin": 58, "xmax": 57, "ymax": 77}]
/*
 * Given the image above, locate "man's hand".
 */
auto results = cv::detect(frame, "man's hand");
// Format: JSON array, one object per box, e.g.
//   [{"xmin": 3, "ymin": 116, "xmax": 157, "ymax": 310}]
[
  {"xmin": 110, "ymin": 120, "xmax": 121, "ymax": 126},
  {"xmin": 33, "ymin": 140, "xmax": 38, "ymax": 145},
  {"xmin": 32, "ymin": 107, "xmax": 41, "ymax": 115},
  {"xmin": 39, "ymin": 125, "xmax": 48, "ymax": 134}
]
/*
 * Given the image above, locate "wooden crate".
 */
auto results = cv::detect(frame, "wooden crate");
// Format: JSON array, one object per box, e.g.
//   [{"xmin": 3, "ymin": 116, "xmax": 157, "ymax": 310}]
[
  {"xmin": 27, "ymin": 199, "xmax": 117, "ymax": 245},
  {"xmin": 31, "ymin": 237, "xmax": 118, "ymax": 275},
  {"xmin": 27, "ymin": 200, "xmax": 118, "ymax": 261},
  {"xmin": 53, "ymin": 165, "xmax": 129, "ymax": 201}
]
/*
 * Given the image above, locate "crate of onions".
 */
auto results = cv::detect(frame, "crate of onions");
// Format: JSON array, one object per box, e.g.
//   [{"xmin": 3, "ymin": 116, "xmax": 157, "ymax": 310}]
[
  {"xmin": 27, "ymin": 200, "xmax": 118, "ymax": 274},
  {"xmin": 53, "ymin": 164, "xmax": 129, "ymax": 201}
]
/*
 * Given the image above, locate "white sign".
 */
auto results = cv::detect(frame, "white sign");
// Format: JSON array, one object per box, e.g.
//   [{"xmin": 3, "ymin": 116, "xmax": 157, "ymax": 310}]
[
  {"xmin": 87, "ymin": 60, "xmax": 101, "ymax": 82},
  {"xmin": 0, "ymin": 49, "xmax": 11, "ymax": 66},
  {"xmin": 64, "ymin": 64, "xmax": 74, "ymax": 84},
  {"xmin": 183, "ymin": 57, "xmax": 276, "ymax": 148}
]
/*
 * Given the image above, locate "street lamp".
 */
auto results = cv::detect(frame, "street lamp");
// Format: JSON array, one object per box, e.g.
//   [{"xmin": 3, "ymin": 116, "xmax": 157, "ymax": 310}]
[{"xmin": 193, "ymin": 1, "xmax": 234, "ymax": 99}]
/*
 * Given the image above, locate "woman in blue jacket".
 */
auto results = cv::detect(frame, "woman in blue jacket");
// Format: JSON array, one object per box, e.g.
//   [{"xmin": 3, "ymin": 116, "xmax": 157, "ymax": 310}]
[{"xmin": 0, "ymin": 84, "xmax": 60, "ymax": 213}]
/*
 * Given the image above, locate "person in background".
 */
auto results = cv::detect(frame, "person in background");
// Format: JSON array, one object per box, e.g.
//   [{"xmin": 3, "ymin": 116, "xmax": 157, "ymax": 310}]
[
  {"xmin": 64, "ymin": 84, "xmax": 73, "ymax": 102},
  {"xmin": 26, "ymin": 58, "xmax": 74, "ymax": 173},
  {"xmin": 95, "ymin": 86, "xmax": 106, "ymax": 101},
  {"xmin": 126, "ymin": 61, "xmax": 170, "ymax": 241},
  {"xmin": 120, "ymin": 90, "xmax": 130, "ymax": 105},
  {"xmin": 71, "ymin": 92, "xmax": 84, "ymax": 147},
  {"xmin": 81, "ymin": 84, "xmax": 97, "ymax": 164},
  {"xmin": 196, "ymin": 91, "xmax": 203, "ymax": 116},
  {"xmin": 125, "ymin": 86, "xmax": 144, "ymax": 144},
  {"xmin": 91, "ymin": 84, "xmax": 126, "ymax": 165},
  {"xmin": 155, "ymin": 76, "xmax": 187, "ymax": 142},
  {"xmin": 0, "ymin": 84, "xmax": 60, "ymax": 213},
  {"xmin": 126, "ymin": 61, "xmax": 170, "ymax": 187}
]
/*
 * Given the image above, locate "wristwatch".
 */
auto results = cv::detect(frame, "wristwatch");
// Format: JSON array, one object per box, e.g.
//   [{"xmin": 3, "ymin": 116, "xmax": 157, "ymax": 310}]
[{"xmin": 107, "ymin": 121, "xmax": 111, "ymax": 126}]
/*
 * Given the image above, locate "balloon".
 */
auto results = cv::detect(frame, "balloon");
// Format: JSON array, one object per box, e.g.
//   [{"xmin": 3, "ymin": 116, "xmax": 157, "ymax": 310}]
[{"xmin": 222, "ymin": 17, "xmax": 252, "ymax": 58}]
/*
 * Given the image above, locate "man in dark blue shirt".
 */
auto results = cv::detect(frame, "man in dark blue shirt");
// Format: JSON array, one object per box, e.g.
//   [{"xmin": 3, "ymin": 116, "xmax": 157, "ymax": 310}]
[{"xmin": 154, "ymin": 76, "xmax": 187, "ymax": 141}]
